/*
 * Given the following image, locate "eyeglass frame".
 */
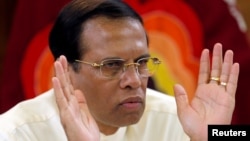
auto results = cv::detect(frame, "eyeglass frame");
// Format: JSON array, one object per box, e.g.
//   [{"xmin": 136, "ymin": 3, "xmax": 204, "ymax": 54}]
[{"xmin": 75, "ymin": 57, "xmax": 161, "ymax": 78}]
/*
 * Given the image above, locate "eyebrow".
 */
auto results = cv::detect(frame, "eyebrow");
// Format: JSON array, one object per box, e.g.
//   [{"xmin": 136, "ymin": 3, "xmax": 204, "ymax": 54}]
[{"xmin": 134, "ymin": 54, "xmax": 150, "ymax": 62}]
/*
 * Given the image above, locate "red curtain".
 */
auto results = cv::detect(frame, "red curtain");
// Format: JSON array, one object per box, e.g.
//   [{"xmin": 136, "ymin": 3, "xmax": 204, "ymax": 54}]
[
  {"xmin": 124, "ymin": 0, "xmax": 250, "ymax": 124},
  {"xmin": 0, "ymin": 0, "xmax": 70, "ymax": 113},
  {"xmin": 1, "ymin": 0, "xmax": 250, "ymax": 125},
  {"xmin": 183, "ymin": 0, "xmax": 250, "ymax": 124}
]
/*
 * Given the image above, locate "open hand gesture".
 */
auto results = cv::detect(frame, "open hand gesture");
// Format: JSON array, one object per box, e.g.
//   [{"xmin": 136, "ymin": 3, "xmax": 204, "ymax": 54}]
[
  {"xmin": 174, "ymin": 43, "xmax": 240, "ymax": 141},
  {"xmin": 52, "ymin": 55, "xmax": 100, "ymax": 141}
]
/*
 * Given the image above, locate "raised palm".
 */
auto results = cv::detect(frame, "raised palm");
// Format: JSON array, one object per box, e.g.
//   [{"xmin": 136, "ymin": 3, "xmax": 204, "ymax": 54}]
[{"xmin": 174, "ymin": 43, "xmax": 239, "ymax": 141}]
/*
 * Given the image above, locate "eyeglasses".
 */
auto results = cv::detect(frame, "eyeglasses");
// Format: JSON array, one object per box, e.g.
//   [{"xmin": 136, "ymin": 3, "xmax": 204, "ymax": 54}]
[{"xmin": 75, "ymin": 57, "xmax": 161, "ymax": 79}]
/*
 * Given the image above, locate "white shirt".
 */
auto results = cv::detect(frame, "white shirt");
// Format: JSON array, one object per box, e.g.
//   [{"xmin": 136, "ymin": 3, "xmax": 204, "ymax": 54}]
[{"xmin": 0, "ymin": 88, "xmax": 190, "ymax": 141}]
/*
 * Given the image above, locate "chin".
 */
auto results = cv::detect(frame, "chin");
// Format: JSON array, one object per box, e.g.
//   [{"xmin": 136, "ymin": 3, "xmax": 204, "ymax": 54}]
[{"xmin": 118, "ymin": 112, "xmax": 143, "ymax": 127}]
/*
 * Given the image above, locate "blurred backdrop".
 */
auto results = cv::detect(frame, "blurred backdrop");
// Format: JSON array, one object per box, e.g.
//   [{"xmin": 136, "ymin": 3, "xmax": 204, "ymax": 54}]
[{"xmin": 0, "ymin": 0, "xmax": 250, "ymax": 124}]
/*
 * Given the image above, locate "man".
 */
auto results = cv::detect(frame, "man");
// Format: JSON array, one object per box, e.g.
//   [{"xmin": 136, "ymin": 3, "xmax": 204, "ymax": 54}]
[{"xmin": 0, "ymin": 0, "xmax": 239, "ymax": 140}]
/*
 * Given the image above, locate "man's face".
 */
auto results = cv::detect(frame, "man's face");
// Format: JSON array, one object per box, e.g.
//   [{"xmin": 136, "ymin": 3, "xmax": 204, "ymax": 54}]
[{"xmin": 70, "ymin": 17, "xmax": 149, "ymax": 134}]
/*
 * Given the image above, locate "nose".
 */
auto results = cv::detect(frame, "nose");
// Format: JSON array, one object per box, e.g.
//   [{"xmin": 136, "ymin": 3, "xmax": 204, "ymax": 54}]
[{"xmin": 120, "ymin": 63, "xmax": 142, "ymax": 88}]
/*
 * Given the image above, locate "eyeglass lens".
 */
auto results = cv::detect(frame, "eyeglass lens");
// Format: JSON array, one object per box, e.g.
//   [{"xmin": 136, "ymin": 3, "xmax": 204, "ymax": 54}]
[{"xmin": 100, "ymin": 57, "xmax": 160, "ymax": 78}]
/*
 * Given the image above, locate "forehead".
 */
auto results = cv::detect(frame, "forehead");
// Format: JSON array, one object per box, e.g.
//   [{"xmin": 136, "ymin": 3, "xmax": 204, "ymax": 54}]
[{"xmin": 80, "ymin": 16, "xmax": 148, "ymax": 60}]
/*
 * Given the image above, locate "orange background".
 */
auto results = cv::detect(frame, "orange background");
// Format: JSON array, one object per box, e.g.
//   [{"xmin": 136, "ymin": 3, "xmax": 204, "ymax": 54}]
[
  {"xmin": 1, "ymin": 0, "xmax": 250, "ymax": 96},
  {"xmin": 0, "ymin": 0, "xmax": 249, "ymax": 87},
  {"xmin": 0, "ymin": 0, "xmax": 250, "ymax": 124}
]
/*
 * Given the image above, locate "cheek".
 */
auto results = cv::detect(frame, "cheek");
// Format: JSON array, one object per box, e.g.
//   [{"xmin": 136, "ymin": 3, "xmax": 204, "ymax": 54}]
[
  {"xmin": 72, "ymin": 72, "xmax": 107, "ymax": 109},
  {"xmin": 79, "ymin": 79, "xmax": 120, "ymax": 117},
  {"xmin": 141, "ymin": 77, "xmax": 149, "ymax": 87},
  {"xmin": 73, "ymin": 72, "xmax": 98, "ymax": 90},
  {"xmin": 70, "ymin": 68, "xmax": 95, "ymax": 92},
  {"xmin": 71, "ymin": 70, "xmax": 116, "ymax": 101}
]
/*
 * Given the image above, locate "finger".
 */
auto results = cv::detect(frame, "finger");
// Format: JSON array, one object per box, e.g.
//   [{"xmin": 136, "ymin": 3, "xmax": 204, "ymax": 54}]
[
  {"xmin": 219, "ymin": 50, "xmax": 233, "ymax": 88},
  {"xmin": 52, "ymin": 77, "xmax": 68, "ymax": 111},
  {"xmin": 210, "ymin": 43, "xmax": 223, "ymax": 84},
  {"xmin": 59, "ymin": 55, "xmax": 68, "ymax": 72},
  {"xmin": 59, "ymin": 56, "xmax": 73, "ymax": 87},
  {"xmin": 174, "ymin": 84, "xmax": 189, "ymax": 115},
  {"xmin": 198, "ymin": 49, "xmax": 210, "ymax": 85},
  {"xmin": 226, "ymin": 63, "xmax": 240, "ymax": 97},
  {"xmin": 55, "ymin": 56, "xmax": 73, "ymax": 100},
  {"xmin": 59, "ymin": 56, "xmax": 76, "ymax": 98}
]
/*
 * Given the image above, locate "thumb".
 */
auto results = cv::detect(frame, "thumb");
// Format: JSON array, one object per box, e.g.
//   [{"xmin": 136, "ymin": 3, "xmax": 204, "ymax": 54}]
[{"xmin": 173, "ymin": 84, "xmax": 189, "ymax": 114}]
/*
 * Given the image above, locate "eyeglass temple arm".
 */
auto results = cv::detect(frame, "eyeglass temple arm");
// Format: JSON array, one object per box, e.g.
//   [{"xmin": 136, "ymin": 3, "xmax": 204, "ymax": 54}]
[{"xmin": 75, "ymin": 60, "xmax": 102, "ymax": 67}]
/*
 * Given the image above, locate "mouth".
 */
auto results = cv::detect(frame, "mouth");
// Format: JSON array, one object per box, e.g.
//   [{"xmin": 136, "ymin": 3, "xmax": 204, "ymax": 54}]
[{"xmin": 119, "ymin": 97, "xmax": 143, "ymax": 109}]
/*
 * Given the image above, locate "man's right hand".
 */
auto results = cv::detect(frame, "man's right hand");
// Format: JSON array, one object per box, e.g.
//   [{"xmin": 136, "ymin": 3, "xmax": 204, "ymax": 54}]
[{"xmin": 52, "ymin": 55, "xmax": 100, "ymax": 141}]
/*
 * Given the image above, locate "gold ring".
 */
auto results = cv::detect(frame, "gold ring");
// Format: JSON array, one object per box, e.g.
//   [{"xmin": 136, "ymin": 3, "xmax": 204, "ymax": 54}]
[
  {"xmin": 210, "ymin": 77, "xmax": 220, "ymax": 82},
  {"xmin": 220, "ymin": 82, "xmax": 227, "ymax": 87}
]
